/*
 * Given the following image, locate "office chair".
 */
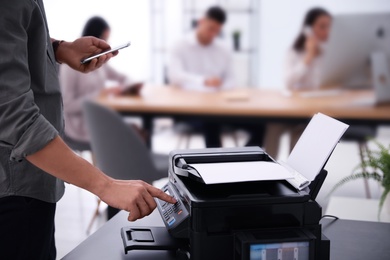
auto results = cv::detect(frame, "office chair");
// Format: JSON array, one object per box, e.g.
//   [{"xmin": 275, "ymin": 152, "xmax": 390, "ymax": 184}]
[
  {"xmin": 63, "ymin": 133, "xmax": 99, "ymax": 233},
  {"xmin": 83, "ymin": 101, "xmax": 169, "ymax": 230},
  {"xmin": 342, "ymin": 125, "xmax": 377, "ymax": 199}
]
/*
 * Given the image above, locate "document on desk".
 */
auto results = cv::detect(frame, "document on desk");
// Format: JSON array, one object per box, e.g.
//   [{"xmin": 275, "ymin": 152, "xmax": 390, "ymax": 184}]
[
  {"xmin": 286, "ymin": 113, "xmax": 349, "ymax": 182},
  {"xmin": 188, "ymin": 161, "xmax": 294, "ymax": 185}
]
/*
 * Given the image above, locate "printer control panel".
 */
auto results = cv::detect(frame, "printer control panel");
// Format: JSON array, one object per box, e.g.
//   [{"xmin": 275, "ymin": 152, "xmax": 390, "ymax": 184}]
[{"xmin": 156, "ymin": 183, "xmax": 189, "ymax": 230}]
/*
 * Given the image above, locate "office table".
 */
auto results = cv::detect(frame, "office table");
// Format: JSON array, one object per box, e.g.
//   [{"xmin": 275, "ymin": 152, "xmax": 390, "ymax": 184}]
[
  {"xmin": 62, "ymin": 209, "xmax": 390, "ymax": 260},
  {"xmin": 96, "ymin": 87, "xmax": 390, "ymax": 147}
]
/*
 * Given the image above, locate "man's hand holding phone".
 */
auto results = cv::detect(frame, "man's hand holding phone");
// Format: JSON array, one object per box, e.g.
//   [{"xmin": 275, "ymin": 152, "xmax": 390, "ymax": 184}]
[{"xmin": 55, "ymin": 36, "xmax": 119, "ymax": 73}]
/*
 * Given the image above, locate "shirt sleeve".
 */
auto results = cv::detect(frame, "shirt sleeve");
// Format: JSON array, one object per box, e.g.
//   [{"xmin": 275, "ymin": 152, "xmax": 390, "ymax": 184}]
[
  {"xmin": 167, "ymin": 44, "xmax": 205, "ymax": 90},
  {"xmin": 0, "ymin": 0, "xmax": 59, "ymax": 161},
  {"xmin": 285, "ymin": 50, "xmax": 313, "ymax": 90}
]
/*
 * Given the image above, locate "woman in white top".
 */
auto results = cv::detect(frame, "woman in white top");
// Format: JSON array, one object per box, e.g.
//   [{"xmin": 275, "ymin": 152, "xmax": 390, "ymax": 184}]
[
  {"xmin": 60, "ymin": 17, "xmax": 134, "ymax": 143},
  {"xmin": 265, "ymin": 8, "xmax": 332, "ymax": 158}
]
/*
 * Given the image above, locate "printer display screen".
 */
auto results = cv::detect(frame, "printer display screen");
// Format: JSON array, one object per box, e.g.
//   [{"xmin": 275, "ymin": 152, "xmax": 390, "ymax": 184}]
[{"xmin": 250, "ymin": 242, "xmax": 309, "ymax": 260}]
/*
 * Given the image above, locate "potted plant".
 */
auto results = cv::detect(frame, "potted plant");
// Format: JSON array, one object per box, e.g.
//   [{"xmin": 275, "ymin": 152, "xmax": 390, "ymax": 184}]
[
  {"xmin": 330, "ymin": 141, "xmax": 390, "ymax": 219},
  {"xmin": 232, "ymin": 30, "xmax": 241, "ymax": 51}
]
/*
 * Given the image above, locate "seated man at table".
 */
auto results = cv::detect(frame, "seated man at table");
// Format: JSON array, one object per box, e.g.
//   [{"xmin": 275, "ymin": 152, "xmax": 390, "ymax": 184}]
[
  {"xmin": 168, "ymin": 6, "xmax": 264, "ymax": 148},
  {"xmin": 168, "ymin": 6, "xmax": 234, "ymax": 91}
]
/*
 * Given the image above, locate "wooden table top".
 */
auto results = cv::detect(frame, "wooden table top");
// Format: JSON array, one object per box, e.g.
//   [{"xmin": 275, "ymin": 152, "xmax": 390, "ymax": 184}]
[{"xmin": 97, "ymin": 87, "xmax": 390, "ymax": 122}]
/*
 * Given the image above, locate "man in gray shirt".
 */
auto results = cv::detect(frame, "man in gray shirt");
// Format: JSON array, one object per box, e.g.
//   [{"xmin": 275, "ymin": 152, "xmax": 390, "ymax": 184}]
[{"xmin": 0, "ymin": 1, "xmax": 175, "ymax": 259}]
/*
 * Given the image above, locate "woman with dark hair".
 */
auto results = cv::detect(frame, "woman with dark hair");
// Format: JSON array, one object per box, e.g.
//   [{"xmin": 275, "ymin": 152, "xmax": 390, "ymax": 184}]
[
  {"xmin": 60, "ymin": 17, "xmax": 138, "ymax": 143},
  {"xmin": 265, "ymin": 8, "xmax": 332, "ymax": 159},
  {"xmin": 287, "ymin": 7, "xmax": 332, "ymax": 90},
  {"xmin": 82, "ymin": 16, "xmax": 111, "ymax": 40}
]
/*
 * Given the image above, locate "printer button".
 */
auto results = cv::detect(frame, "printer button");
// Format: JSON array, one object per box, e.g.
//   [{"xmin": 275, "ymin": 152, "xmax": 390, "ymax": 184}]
[{"xmin": 168, "ymin": 217, "xmax": 176, "ymax": 226}]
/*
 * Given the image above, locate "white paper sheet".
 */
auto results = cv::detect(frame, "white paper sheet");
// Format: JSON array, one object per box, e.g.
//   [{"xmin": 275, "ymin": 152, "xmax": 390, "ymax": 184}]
[
  {"xmin": 188, "ymin": 161, "xmax": 293, "ymax": 185},
  {"xmin": 286, "ymin": 113, "xmax": 349, "ymax": 181}
]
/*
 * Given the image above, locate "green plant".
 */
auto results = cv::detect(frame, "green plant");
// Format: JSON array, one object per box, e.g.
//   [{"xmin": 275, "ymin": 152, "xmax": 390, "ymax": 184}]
[
  {"xmin": 232, "ymin": 30, "xmax": 241, "ymax": 38},
  {"xmin": 329, "ymin": 140, "xmax": 390, "ymax": 219}
]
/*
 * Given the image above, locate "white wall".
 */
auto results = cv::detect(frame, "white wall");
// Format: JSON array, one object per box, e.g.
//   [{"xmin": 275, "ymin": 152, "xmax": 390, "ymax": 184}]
[
  {"xmin": 259, "ymin": 0, "xmax": 390, "ymax": 89},
  {"xmin": 43, "ymin": 0, "xmax": 390, "ymax": 87},
  {"xmin": 44, "ymin": 0, "xmax": 150, "ymax": 81}
]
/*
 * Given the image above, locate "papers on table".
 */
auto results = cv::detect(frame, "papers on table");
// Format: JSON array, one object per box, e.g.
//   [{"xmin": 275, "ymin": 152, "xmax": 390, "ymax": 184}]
[{"xmin": 188, "ymin": 161, "xmax": 293, "ymax": 185}]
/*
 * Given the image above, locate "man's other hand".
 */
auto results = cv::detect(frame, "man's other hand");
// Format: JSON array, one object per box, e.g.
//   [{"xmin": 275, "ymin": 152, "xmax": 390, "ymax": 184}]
[{"xmin": 56, "ymin": 37, "xmax": 118, "ymax": 73}]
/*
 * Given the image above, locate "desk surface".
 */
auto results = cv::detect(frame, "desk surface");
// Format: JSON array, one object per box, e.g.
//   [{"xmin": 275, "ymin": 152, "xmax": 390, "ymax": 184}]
[
  {"xmin": 97, "ymin": 87, "xmax": 390, "ymax": 122},
  {"xmin": 326, "ymin": 196, "xmax": 390, "ymax": 223},
  {"xmin": 63, "ymin": 209, "xmax": 390, "ymax": 260}
]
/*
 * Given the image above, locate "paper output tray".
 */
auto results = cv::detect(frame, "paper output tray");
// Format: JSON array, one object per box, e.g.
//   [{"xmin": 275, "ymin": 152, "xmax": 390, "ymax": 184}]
[
  {"xmin": 172, "ymin": 150, "xmax": 273, "ymax": 183},
  {"xmin": 121, "ymin": 227, "xmax": 185, "ymax": 254}
]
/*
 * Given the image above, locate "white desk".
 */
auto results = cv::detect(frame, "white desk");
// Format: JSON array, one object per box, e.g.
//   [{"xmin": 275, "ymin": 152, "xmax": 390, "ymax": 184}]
[{"xmin": 326, "ymin": 196, "xmax": 390, "ymax": 223}]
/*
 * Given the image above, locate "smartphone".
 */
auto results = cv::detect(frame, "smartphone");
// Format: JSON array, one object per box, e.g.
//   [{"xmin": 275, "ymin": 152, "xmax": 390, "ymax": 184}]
[{"xmin": 80, "ymin": 41, "xmax": 131, "ymax": 64}]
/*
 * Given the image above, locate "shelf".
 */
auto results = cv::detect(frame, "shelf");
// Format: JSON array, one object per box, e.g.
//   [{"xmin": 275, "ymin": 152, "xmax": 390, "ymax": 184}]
[
  {"xmin": 151, "ymin": 48, "xmax": 256, "ymax": 54},
  {"xmin": 232, "ymin": 49, "xmax": 256, "ymax": 53},
  {"xmin": 183, "ymin": 8, "xmax": 255, "ymax": 14}
]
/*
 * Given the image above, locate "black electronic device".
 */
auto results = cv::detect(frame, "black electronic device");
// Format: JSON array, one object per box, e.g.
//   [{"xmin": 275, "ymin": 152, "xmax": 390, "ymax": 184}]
[{"xmin": 121, "ymin": 147, "xmax": 330, "ymax": 260}]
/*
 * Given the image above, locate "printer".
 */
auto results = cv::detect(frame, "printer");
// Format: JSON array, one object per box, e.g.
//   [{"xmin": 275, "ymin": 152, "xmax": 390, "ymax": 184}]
[{"xmin": 121, "ymin": 147, "xmax": 330, "ymax": 260}]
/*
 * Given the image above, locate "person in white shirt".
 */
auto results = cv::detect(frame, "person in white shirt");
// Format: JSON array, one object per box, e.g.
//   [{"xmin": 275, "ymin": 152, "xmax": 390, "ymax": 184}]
[
  {"xmin": 168, "ymin": 6, "xmax": 265, "ymax": 148},
  {"xmin": 265, "ymin": 8, "xmax": 332, "ymax": 158},
  {"xmin": 168, "ymin": 7, "xmax": 234, "ymax": 92}
]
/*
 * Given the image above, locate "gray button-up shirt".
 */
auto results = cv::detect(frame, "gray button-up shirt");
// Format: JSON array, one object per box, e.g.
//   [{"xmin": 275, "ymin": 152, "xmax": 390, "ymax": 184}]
[{"xmin": 0, "ymin": 0, "xmax": 65, "ymax": 203}]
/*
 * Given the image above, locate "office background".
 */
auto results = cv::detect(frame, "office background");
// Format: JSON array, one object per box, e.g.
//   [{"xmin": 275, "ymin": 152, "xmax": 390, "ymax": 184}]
[
  {"xmin": 46, "ymin": 0, "xmax": 390, "ymax": 88},
  {"xmin": 41, "ymin": 0, "xmax": 390, "ymax": 258}
]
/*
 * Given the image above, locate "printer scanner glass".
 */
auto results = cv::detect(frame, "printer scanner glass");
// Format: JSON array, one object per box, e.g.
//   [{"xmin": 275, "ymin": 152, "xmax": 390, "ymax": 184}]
[{"xmin": 250, "ymin": 242, "xmax": 309, "ymax": 260}]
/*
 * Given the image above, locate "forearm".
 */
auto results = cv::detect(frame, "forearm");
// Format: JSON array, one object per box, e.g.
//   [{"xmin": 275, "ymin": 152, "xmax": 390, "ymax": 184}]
[
  {"xmin": 26, "ymin": 135, "xmax": 176, "ymax": 221},
  {"xmin": 26, "ymin": 136, "xmax": 110, "ymax": 197},
  {"xmin": 168, "ymin": 54, "xmax": 205, "ymax": 89},
  {"xmin": 304, "ymin": 53, "xmax": 315, "ymax": 66},
  {"xmin": 286, "ymin": 62, "xmax": 312, "ymax": 90}
]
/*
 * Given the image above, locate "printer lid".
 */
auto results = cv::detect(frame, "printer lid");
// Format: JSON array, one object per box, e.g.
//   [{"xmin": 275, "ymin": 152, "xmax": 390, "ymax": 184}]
[
  {"xmin": 176, "ymin": 175, "xmax": 310, "ymax": 207},
  {"xmin": 168, "ymin": 147, "xmax": 311, "ymax": 207}
]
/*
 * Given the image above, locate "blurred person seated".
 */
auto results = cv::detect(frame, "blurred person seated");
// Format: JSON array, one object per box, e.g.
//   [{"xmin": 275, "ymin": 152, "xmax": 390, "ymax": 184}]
[
  {"xmin": 168, "ymin": 6, "xmax": 264, "ymax": 148},
  {"xmin": 168, "ymin": 6, "xmax": 234, "ymax": 91},
  {"xmin": 265, "ymin": 8, "xmax": 332, "ymax": 158},
  {"xmin": 60, "ymin": 16, "xmax": 142, "ymax": 144}
]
